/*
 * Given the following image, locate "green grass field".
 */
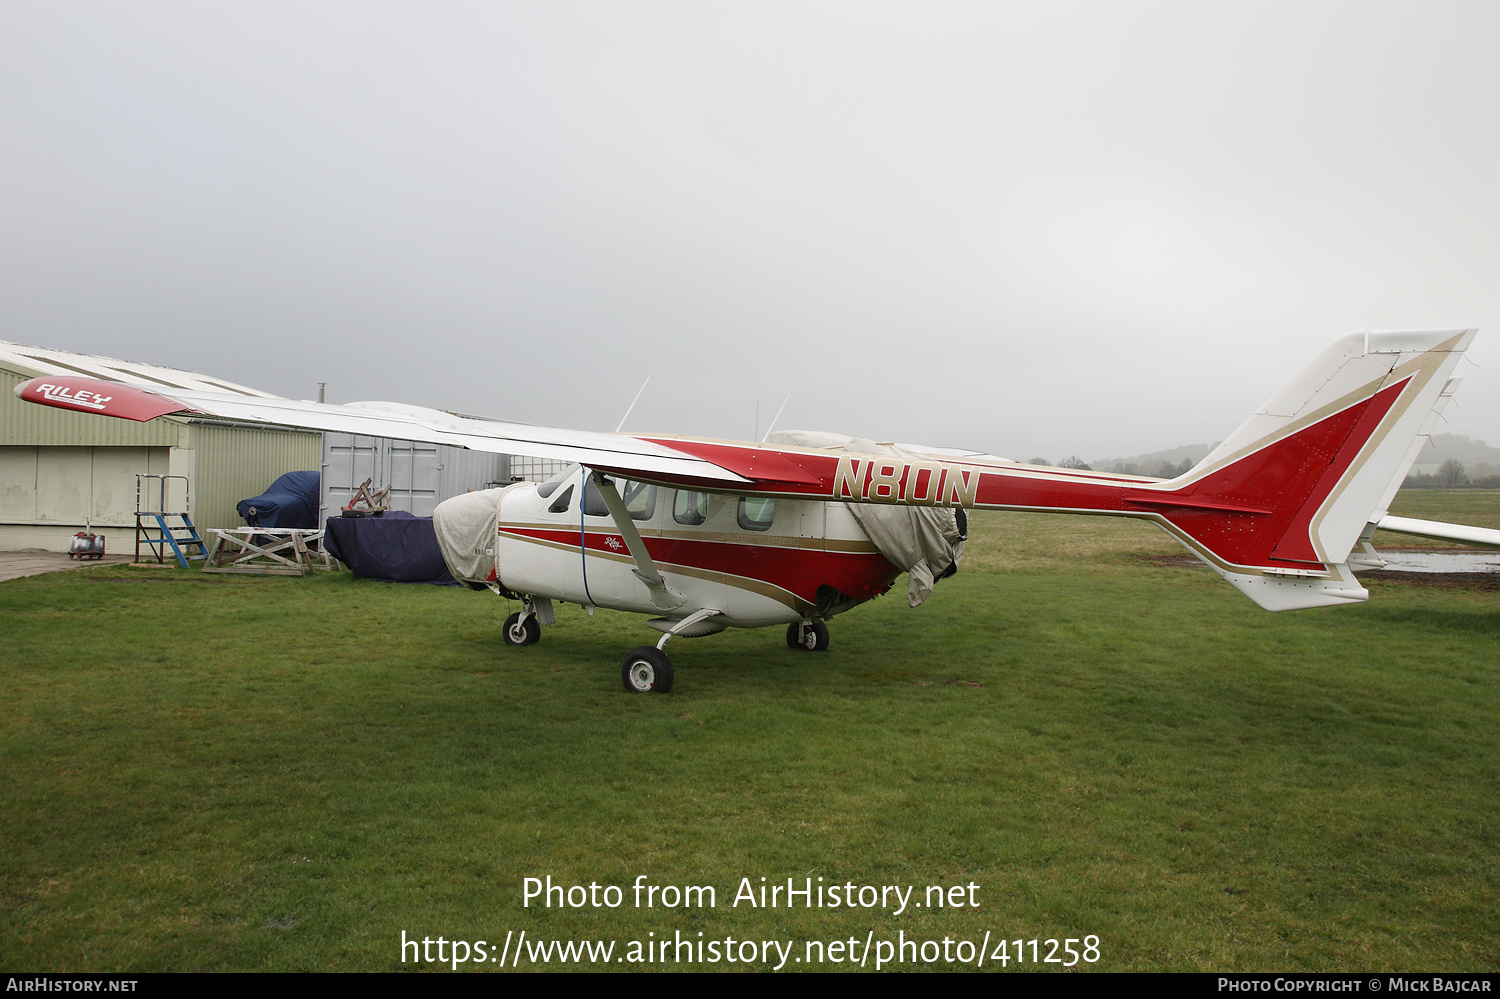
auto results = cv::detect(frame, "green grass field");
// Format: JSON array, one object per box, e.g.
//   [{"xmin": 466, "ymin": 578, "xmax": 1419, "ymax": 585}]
[{"xmin": 2, "ymin": 492, "xmax": 1496, "ymax": 972}]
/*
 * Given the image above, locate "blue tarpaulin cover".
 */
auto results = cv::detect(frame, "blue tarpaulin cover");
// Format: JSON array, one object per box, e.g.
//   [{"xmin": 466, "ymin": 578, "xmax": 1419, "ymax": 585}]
[
  {"xmin": 323, "ymin": 511, "xmax": 458, "ymax": 585},
  {"xmin": 236, "ymin": 471, "xmax": 321, "ymax": 529}
]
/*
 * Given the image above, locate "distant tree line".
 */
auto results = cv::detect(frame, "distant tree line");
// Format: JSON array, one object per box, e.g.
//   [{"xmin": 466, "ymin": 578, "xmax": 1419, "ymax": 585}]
[
  {"xmin": 1028, "ymin": 456, "xmax": 1094, "ymax": 470},
  {"xmin": 1031, "ymin": 456, "xmax": 1199, "ymax": 477},
  {"xmin": 1107, "ymin": 458, "xmax": 1197, "ymax": 478},
  {"xmin": 1403, "ymin": 459, "xmax": 1500, "ymax": 489}
]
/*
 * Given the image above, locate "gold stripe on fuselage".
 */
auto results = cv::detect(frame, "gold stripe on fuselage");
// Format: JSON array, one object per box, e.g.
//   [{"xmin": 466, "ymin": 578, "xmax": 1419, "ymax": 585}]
[
  {"xmin": 495, "ymin": 528, "xmax": 816, "ymax": 614},
  {"xmin": 499, "ymin": 520, "xmax": 880, "ymax": 554}
]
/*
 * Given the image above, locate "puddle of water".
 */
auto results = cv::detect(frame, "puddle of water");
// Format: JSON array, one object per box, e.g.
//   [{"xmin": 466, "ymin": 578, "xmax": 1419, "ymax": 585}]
[{"xmin": 1364, "ymin": 551, "xmax": 1500, "ymax": 573}]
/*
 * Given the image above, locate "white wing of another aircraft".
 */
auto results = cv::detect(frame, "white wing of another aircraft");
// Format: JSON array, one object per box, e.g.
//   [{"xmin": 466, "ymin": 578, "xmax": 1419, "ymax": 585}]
[{"xmin": 1376, "ymin": 516, "xmax": 1500, "ymax": 548}]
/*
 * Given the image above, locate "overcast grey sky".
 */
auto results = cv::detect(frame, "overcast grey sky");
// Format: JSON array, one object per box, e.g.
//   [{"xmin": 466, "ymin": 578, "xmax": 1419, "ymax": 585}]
[{"xmin": 3, "ymin": 1, "xmax": 1498, "ymax": 461}]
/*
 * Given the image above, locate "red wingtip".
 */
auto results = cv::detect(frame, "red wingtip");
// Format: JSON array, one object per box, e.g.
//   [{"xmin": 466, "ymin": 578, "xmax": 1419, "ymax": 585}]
[{"xmin": 14, "ymin": 376, "xmax": 195, "ymax": 422}]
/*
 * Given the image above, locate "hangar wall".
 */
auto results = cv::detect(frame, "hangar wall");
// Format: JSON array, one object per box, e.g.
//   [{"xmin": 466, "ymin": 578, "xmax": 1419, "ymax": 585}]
[
  {"xmin": 1, "ymin": 363, "xmax": 320, "ymax": 552},
  {"xmin": 0, "ymin": 445, "xmax": 172, "ymax": 550},
  {"xmin": 1, "ymin": 368, "xmax": 180, "ymax": 447},
  {"xmin": 189, "ymin": 422, "xmax": 321, "ymax": 534},
  {"xmin": 2, "ymin": 346, "xmax": 548, "ymax": 552}
]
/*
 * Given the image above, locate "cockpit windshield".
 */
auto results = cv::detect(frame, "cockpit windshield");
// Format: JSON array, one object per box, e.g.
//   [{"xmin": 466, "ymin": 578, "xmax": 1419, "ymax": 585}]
[
  {"xmin": 536, "ymin": 463, "xmax": 580, "ymax": 499},
  {"xmin": 583, "ymin": 477, "xmax": 657, "ymax": 521}
]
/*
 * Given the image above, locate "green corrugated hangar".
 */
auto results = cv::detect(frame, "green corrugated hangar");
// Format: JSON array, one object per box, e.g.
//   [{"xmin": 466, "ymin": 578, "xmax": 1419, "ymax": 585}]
[{"xmin": 1, "ymin": 341, "xmax": 320, "ymax": 553}]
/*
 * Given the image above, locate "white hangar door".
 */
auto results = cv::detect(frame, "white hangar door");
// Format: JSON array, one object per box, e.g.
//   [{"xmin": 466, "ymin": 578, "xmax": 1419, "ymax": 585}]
[
  {"xmin": 385, "ymin": 440, "xmax": 441, "ymax": 517},
  {"xmin": 321, "ymin": 433, "xmax": 509, "ymax": 523}
]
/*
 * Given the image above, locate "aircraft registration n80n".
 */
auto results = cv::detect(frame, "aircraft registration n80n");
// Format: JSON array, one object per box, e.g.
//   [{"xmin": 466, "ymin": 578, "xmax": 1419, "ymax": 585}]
[{"xmin": 15, "ymin": 329, "xmax": 1476, "ymax": 693}]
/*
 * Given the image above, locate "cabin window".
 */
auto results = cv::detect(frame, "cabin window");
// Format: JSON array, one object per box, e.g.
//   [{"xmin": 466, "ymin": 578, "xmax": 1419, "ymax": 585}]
[
  {"xmin": 582, "ymin": 477, "xmax": 657, "ymax": 521},
  {"xmin": 673, "ymin": 490, "xmax": 710, "ymax": 526},
  {"xmin": 624, "ymin": 481, "xmax": 658, "ymax": 520},
  {"xmin": 537, "ymin": 463, "xmax": 579, "ymax": 499},
  {"xmin": 547, "ymin": 485, "xmax": 574, "ymax": 514},
  {"xmin": 737, "ymin": 496, "xmax": 775, "ymax": 532}
]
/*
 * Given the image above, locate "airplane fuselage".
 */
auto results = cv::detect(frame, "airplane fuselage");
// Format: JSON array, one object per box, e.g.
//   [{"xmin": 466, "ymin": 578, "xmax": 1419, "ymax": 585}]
[{"xmin": 494, "ymin": 467, "xmax": 900, "ymax": 628}]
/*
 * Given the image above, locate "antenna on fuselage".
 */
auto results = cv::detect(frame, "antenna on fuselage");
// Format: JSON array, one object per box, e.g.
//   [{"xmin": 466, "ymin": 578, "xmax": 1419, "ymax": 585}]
[
  {"xmin": 761, "ymin": 394, "xmax": 791, "ymax": 442},
  {"xmin": 614, "ymin": 377, "xmax": 650, "ymax": 433}
]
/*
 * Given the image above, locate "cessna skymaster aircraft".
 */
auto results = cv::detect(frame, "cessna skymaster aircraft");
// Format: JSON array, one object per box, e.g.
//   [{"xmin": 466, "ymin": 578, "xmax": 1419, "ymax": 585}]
[{"xmin": 14, "ymin": 329, "xmax": 1485, "ymax": 694}]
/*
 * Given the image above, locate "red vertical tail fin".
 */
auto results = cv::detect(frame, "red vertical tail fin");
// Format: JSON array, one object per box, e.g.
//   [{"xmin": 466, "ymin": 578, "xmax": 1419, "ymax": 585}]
[{"xmin": 1137, "ymin": 330, "xmax": 1473, "ymax": 610}]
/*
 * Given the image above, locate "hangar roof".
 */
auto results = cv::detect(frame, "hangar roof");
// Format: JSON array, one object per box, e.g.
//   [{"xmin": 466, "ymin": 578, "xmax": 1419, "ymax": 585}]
[{"xmin": 0, "ymin": 340, "xmax": 281, "ymax": 399}]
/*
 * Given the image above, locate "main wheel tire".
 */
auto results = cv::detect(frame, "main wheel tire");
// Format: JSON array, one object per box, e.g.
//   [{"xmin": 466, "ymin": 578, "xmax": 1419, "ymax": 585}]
[
  {"xmin": 502, "ymin": 612, "xmax": 541, "ymax": 646},
  {"xmin": 786, "ymin": 621, "xmax": 830, "ymax": 652},
  {"xmin": 621, "ymin": 646, "xmax": 674, "ymax": 694}
]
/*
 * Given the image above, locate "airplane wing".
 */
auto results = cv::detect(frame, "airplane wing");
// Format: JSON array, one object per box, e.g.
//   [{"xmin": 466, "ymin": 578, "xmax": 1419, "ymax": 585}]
[
  {"xmin": 12, "ymin": 375, "xmax": 754, "ymax": 488},
  {"xmin": 13, "ymin": 371, "xmax": 1037, "ymax": 495}
]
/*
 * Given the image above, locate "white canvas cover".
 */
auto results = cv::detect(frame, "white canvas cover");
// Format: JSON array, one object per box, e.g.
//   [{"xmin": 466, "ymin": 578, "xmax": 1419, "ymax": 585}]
[
  {"xmin": 432, "ymin": 485, "xmax": 511, "ymax": 586},
  {"xmin": 767, "ymin": 431, "xmax": 965, "ymax": 607}
]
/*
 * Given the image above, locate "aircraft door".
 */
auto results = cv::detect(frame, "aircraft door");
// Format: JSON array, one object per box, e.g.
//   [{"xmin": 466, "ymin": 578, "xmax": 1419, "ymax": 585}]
[
  {"xmin": 575, "ymin": 476, "xmax": 666, "ymax": 615},
  {"xmin": 494, "ymin": 468, "xmax": 592, "ymax": 605}
]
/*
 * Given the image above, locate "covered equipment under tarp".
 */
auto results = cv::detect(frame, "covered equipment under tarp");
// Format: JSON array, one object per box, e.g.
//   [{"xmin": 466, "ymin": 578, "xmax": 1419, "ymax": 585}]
[
  {"xmin": 323, "ymin": 510, "xmax": 458, "ymax": 584},
  {"xmin": 236, "ymin": 471, "xmax": 321, "ymax": 529},
  {"xmin": 432, "ymin": 486, "xmax": 512, "ymax": 588},
  {"xmin": 767, "ymin": 431, "xmax": 967, "ymax": 607}
]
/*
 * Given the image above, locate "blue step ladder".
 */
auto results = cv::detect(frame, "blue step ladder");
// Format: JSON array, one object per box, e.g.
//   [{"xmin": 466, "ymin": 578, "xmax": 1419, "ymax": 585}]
[{"xmin": 135, "ymin": 474, "xmax": 208, "ymax": 569}]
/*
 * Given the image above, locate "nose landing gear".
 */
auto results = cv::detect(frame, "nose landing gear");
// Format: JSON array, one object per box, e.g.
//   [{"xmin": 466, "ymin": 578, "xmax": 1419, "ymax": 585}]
[
  {"xmin": 501, "ymin": 598, "xmax": 553, "ymax": 646},
  {"xmin": 503, "ymin": 612, "xmax": 541, "ymax": 646}
]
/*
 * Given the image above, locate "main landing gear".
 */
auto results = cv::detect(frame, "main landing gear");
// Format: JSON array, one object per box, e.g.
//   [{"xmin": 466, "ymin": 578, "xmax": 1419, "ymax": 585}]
[
  {"xmin": 502, "ymin": 600, "xmax": 831, "ymax": 694},
  {"xmin": 621, "ymin": 646, "xmax": 673, "ymax": 694},
  {"xmin": 622, "ymin": 616, "xmax": 831, "ymax": 693},
  {"xmin": 786, "ymin": 620, "xmax": 830, "ymax": 652},
  {"xmin": 619, "ymin": 608, "xmax": 723, "ymax": 695}
]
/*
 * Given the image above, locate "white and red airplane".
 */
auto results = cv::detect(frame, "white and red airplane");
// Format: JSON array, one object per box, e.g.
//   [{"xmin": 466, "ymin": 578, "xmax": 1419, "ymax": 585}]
[{"xmin": 15, "ymin": 329, "xmax": 1482, "ymax": 693}]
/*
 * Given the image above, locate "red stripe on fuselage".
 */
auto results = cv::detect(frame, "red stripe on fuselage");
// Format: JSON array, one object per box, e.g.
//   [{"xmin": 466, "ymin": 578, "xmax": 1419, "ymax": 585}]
[
  {"xmin": 500, "ymin": 527, "xmax": 899, "ymax": 603},
  {"xmin": 635, "ymin": 437, "xmax": 1155, "ymax": 499}
]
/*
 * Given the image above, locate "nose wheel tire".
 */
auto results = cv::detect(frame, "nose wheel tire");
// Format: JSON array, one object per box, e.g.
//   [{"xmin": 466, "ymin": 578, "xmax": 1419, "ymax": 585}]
[
  {"xmin": 786, "ymin": 621, "xmax": 830, "ymax": 652},
  {"xmin": 621, "ymin": 646, "xmax": 674, "ymax": 694},
  {"xmin": 503, "ymin": 612, "xmax": 541, "ymax": 646}
]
